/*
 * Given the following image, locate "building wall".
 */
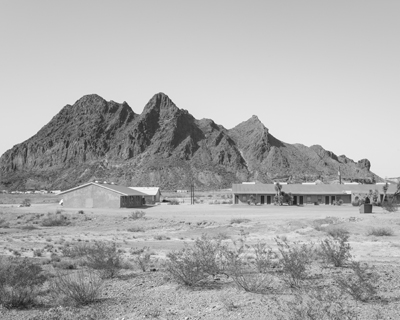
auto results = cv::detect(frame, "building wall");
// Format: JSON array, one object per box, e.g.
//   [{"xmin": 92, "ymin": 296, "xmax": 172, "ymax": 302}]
[
  {"xmin": 62, "ymin": 185, "xmax": 121, "ymax": 208},
  {"xmin": 233, "ymin": 193, "xmax": 351, "ymax": 205},
  {"xmin": 120, "ymin": 196, "xmax": 142, "ymax": 208}
]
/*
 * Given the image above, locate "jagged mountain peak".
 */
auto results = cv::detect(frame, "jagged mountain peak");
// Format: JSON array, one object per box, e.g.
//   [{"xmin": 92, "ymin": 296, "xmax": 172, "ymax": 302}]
[{"xmin": 0, "ymin": 92, "xmax": 381, "ymax": 190}]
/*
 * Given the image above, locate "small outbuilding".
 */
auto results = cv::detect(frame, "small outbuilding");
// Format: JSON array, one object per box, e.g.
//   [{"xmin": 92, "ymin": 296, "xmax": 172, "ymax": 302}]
[
  {"xmin": 59, "ymin": 182, "xmax": 146, "ymax": 208},
  {"xmin": 129, "ymin": 187, "xmax": 161, "ymax": 204}
]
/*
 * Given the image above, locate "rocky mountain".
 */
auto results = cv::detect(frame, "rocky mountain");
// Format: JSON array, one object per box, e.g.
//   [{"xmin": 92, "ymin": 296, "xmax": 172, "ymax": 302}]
[{"xmin": 0, "ymin": 93, "xmax": 381, "ymax": 190}]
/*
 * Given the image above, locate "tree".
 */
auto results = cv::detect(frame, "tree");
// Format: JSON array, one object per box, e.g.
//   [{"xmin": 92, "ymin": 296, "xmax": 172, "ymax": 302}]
[{"xmin": 382, "ymin": 183, "xmax": 389, "ymax": 203}]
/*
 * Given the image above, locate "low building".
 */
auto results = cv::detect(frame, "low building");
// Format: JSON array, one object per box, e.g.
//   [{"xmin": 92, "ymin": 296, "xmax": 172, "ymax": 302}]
[
  {"xmin": 232, "ymin": 183, "xmax": 399, "ymax": 205},
  {"xmin": 59, "ymin": 182, "xmax": 146, "ymax": 208},
  {"xmin": 129, "ymin": 187, "xmax": 161, "ymax": 204}
]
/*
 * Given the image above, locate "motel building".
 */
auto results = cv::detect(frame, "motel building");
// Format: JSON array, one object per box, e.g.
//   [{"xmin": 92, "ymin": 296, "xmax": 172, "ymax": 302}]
[{"xmin": 232, "ymin": 183, "xmax": 398, "ymax": 205}]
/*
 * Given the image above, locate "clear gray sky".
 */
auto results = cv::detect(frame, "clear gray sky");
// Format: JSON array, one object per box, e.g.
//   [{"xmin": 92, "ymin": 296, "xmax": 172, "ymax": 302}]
[{"xmin": 1, "ymin": 1, "xmax": 399, "ymax": 178}]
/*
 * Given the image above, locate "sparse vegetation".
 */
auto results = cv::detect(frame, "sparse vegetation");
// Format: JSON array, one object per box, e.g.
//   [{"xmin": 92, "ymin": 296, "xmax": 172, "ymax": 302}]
[
  {"xmin": 0, "ymin": 257, "xmax": 47, "ymax": 309},
  {"xmin": 366, "ymin": 227, "xmax": 394, "ymax": 236},
  {"xmin": 129, "ymin": 210, "xmax": 146, "ymax": 220},
  {"xmin": 230, "ymin": 218, "xmax": 250, "ymax": 224},
  {"xmin": 275, "ymin": 237, "xmax": 314, "ymax": 287},
  {"xmin": 127, "ymin": 226, "xmax": 145, "ymax": 232},
  {"xmin": 50, "ymin": 269, "xmax": 103, "ymax": 306},
  {"xmin": 319, "ymin": 234, "xmax": 352, "ymax": 267},
  {"xmin": 168, "ymin": 199, "xmax": 180, "ymax": 205},
  {"xmin": 335, "ymin": 261, "xmax": 379, "ymax": 302},
  {"xmin": 42, "ymin": 212, "xmax": 71, "ymax": 227}
]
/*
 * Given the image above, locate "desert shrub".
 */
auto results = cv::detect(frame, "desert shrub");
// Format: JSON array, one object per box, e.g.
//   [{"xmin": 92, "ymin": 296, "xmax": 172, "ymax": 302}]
[
  {"xmin": 154, "ymin": 235, "xmax": 170, "ymax": 240},
  {"xmin": 18, "ymin": 225, "xmax": 38, "ymax": 230},
  {"xmin": 127, "ymin": 226, "xmax": 145, "ymax": 232},
  {"xmin": 275, "ymin": 237, "xmax": 314, "ymax": 287},
  {"xmin": 168, "ymin": 199, "xmax": 180, "ymax": 205},
  {"xmin": 252, "ymin": 242, "xmax": 278, "ymax": 273},
  {"xmin": 382, "ymin": 200, "xmax": 398, "ymax": 213},
  {"xmin": 0, "ymin": 257, "xmax": 47, "ymax": 309},
  {"xmin": 78, "ymin": 210, "xmax": 84, "ymax": 214},
  {"xmin": 50, "ymin": 269, "xmax": 103, "ymax": 306},
  {"xmin": 131, "ymin": 247, "xmax": 152, "ymax": 272},
  {"xmin": 366, "ymin": 227, "xmax": 394, "ymax": 236},
  {"xmin": 61, "ymin": 242, "xmax": 91, "ymax": 258},
  {"xmin": 230, "ymin": 218, "xmax": 250, "ymax": 224},
  {"xmin": 165, "ymin": 234, "xmax": 223, "ymax": 286},
  {"xmin": 42, "ymin": 213, "xmax": 71, "ymax": 227},
  {"xmin": 319, "ymin": 235, "xmax": 352, "ymax": 267},
  {"xmin": 0, "ymin": 218, "xmax": 10, "ymax": 228},
  {"xmin": 325, "ymin": 225, "xmax": 349, "ymax": 240},
  {"xmin": 21, "ymin": 199, "xmax": 31, "ymax": 207},
  {"xmin": 272, "ymin": 286, "xmax": 358, "ymax": 320},
  {"xmin": 129, "ymin": 210, "xmax": 146, "ymax": 220},
  {"xmin": 83, "ymin": 242, "xmax": 123, "ymax": 278},
  {"xmin": 335, "ymin": 261, "xmax": 379, "ymax": 302},
  {"xmin": 221, "ymin": 240, "xmax": 275, "ymax": 293}
]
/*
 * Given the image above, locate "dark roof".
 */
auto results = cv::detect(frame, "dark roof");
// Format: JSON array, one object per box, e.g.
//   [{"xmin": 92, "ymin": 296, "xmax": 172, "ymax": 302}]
[
  {"xmin": 59, "ymin": 182, "xmax": 147, "ymax": 196},
  {"xmin": 232, "ymin": 183, "xmax": 398, "ymax": 195}
]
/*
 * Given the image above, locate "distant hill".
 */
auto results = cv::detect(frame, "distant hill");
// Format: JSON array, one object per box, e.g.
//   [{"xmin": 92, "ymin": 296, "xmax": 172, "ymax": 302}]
[{"xmin": 0, "ymin": 93, "xmax": 381, "ymax": 190}]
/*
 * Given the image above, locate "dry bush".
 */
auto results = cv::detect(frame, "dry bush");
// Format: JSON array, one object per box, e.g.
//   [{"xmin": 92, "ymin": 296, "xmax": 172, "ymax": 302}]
[
  {"xmin": 275, "ymin": 237, "xmax": 314, "ymax": 288},
  {"xmin": 84, "ymin": 242, "xmax": 123, "ymax": 278},
  {"xmin": 230, "ymin": 218, "xmax": 250, "ymax": 224},
  {"xmin": 271, "ymin": 286, "xmax": 358, "ymax": 320},
  {"xmin": 335, "ymin": 261, "xmax": 379, "ymax": 302},
  {"xmin": 366, "ymin": 227, "xmax": 394, "ymax": 236},
  {"xmin": 168, "ymin": 199, "xmax": 180, "ymax": 205},
  {"xmin": 325, "ymin": 225, "xmax": 349, "ymax": 240},
  {"xmin": 129, "ymin": 210, "xmax": 146, "ymax": 220},
  {"xmin": 61, "ymin": 242, "xmax": 123, "ymax": 278},
  {"xmin": 50, "ymin": 269, "xmax": 103, "ymax": 306},
  {"xmin": 0, "ymin": 217, "xmax": 10, "ymax": 228},
  {"xmin": 220, "ymin": 239, "xmax": 275, "ymax": 293},
  {"xmin": 131, "ymin": 247, "xmax": 152, "ymax": 272},
  {"xmin": 42, "ymin": 212, "xmax": 71, "ymax": 227},
  {"xmin": 127, "ymin": 226, "xmax": 145, "ymax": 232},
  {"xmin": 319, "ymin": 234, "xmax": 352, "ymax": 267},
  {"xmin": 382, "ymin": 200, "xmax": 398, "ymax": 213},
  {"xmin": 0, "ymin": 257, "xmax": 47, "ymax": 309},
  {"xmin": 165, "ymin": 234, "xmax": 223, "ymax": 286}
]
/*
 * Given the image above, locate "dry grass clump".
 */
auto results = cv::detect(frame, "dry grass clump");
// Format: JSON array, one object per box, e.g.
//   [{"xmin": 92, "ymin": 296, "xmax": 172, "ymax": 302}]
[
  {"xmin": 275, "ymin": 237, "xmax": 314, "ymax": 288},
  {"xmin": 42, "ymin": 212, "xmax": 71, "ymax": 227},
  {"xmin": 168, "ymin": 199, "xmax": 180, "ymax": 205},
  {"xmin": 165, "ymin": 234, "xmax": 223, "ymax": 286},
  {"xmin": 230, "ymin": 218, "xmax": 250, "ymax": 224},
  {"xmin": 127, "ymin": 226, "xmax": 145, "ymax": 232},
  {"xmin": 61, "ymin": 241, "xmax": 123, "ymax": 278},
  {"xmin": 319, "ymin": 234, "xmax": 352, "ymax": 267},
  {"xmin": 50, "ymin": 269, "xmax": 103, "ymax": 306},
  {"xmin": 129, "ymin": 210, "xmax": 146, "ymax": 220},
  {"xmin": 366, "ymin": 227, "xmax": 394, "ymax": 236},
  {"xmin": 0, "ymin": 256, "xmax": 47, "ymax": 309}
]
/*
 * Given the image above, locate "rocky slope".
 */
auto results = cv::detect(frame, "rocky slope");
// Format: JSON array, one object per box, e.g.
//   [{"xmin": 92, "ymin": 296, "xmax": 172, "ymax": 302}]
[{"xmin": 0, "ymin": 93, "xmax": 380, "ymax": 190}]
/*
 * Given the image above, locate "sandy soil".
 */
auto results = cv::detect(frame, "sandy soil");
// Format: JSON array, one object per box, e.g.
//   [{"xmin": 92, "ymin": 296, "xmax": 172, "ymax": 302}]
[{"xmin": 0, "ymin": 200, "xmax": 399, "ymax": 319}]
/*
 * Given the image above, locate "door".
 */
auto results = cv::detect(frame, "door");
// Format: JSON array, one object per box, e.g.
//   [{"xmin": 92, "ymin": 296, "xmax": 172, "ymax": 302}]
[
  {"xmin": 325, "ymin": 196, "xmax": 329, "ymax": 205},
  {"xmin": 261, "ymin": 196, "xmax": 265, "ymax": 204},
  {"xmin": 235, "ymin": 195, "xmax": 239, "ymax": 204},
  {"xmin": 293, "ymin": 196, "xmax": 297, "ymax": 205},
  {"xmin": 267, "ymin": 196, "xmax": 271, "ymax": 204},
  {"xmin": 331, "ymin": 196, "xmax": 336, "ymax": 204},
  {"xmin": 299, "ymin": 196, "xmax": 303, "ymax": 205}
]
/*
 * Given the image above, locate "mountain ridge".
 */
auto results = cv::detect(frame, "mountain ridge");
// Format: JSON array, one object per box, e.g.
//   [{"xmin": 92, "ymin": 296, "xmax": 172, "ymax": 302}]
[{"xmin": 0, "ymin": 93, "xmax": 381, "ymax": 190}]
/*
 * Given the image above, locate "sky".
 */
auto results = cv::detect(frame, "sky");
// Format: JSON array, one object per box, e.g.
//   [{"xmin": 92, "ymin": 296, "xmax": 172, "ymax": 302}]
[{"xmin": 0, "ymin": 1, "xmax": 399, "ymax": 178}]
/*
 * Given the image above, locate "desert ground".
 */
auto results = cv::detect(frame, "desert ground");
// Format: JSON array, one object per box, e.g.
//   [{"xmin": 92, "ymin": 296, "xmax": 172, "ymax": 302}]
[{"xmin": 0, "ymin": 193, "xmax": 399, "ymax": 319}]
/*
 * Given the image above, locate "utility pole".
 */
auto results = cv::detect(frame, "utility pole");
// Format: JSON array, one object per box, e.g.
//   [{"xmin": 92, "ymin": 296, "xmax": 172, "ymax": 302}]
[
  {"xmin": 338, "ymin": 167, "xmax": 342, "ymax": 184},
  {"xmin": 190, "ymin": 183, "xmax": 195, "ymax": 205}
]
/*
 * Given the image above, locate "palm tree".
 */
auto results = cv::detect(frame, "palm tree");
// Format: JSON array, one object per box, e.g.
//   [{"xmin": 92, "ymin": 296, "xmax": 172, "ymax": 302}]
[{"xmin": 275, "ymin": 182, "xmax": 282, "ymax": 205}]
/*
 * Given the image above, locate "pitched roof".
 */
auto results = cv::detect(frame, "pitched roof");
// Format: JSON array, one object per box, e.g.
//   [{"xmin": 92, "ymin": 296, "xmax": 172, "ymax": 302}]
[
  {"xmin": 129, "ymin": 187, "xmax": 160, "ymax": 196},
  {"xmin": 59, "ymin": 182, "xmax": 147, "ymax": 196},
  {"xmin": 232, "ymin": 183, "xmax": 398, "ymax": 195}
]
